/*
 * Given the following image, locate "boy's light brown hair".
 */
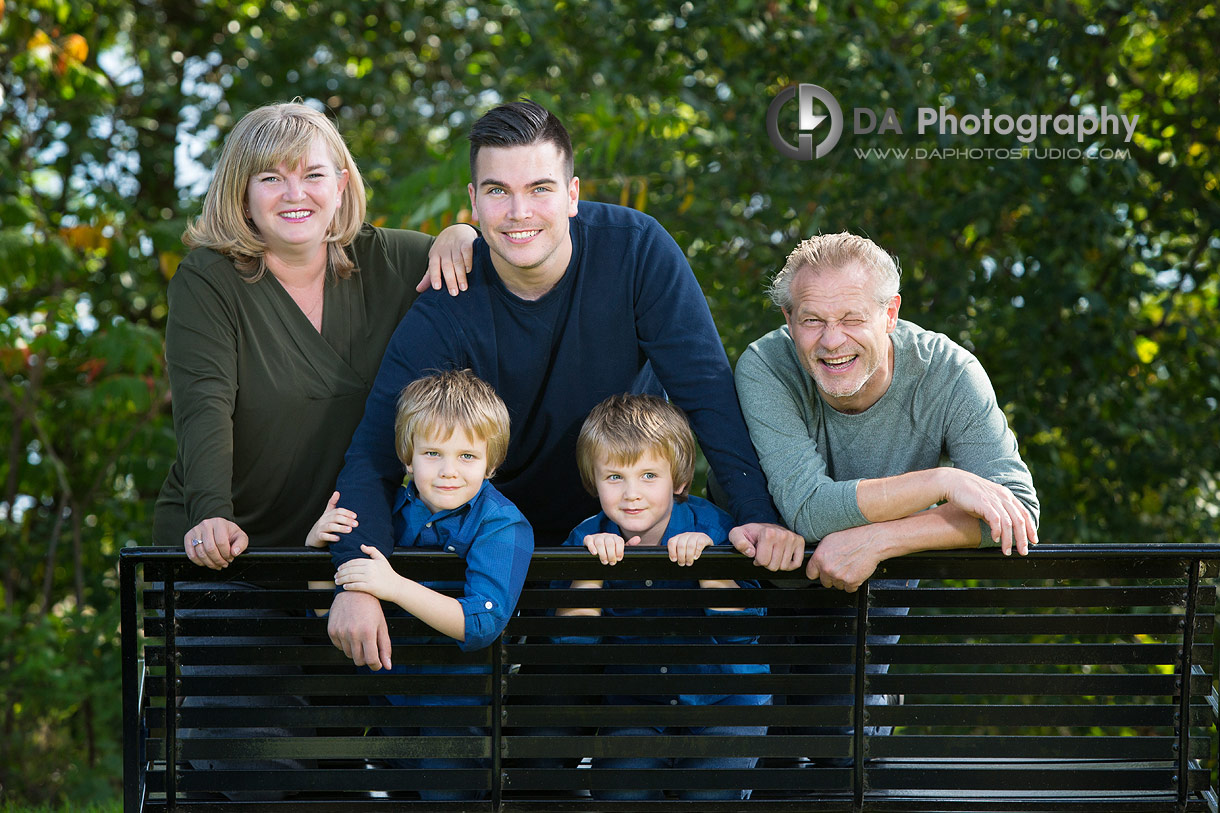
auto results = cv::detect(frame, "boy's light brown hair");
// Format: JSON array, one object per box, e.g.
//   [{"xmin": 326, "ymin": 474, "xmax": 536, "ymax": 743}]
[
  {"xmin": 394, "ymin": 370, "xmax": 511, "ymax": 476},
  {"xmin": 576, "ymin": 394, "xmax": 696, "ymax": 502}
]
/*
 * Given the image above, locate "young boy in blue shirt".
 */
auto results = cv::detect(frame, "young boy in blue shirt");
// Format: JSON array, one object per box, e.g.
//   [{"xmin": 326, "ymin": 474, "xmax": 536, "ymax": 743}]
[
  {"xmin": 307, "ymin": 369, "xmax": 533, "ymax": 801},
  {"xmin": 556, "ymin": 394, "xmax": 769, "ymax": 802}
]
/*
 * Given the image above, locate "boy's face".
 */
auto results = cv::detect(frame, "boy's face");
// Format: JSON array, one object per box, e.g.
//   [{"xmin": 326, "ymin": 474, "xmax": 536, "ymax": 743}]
[
  {"xmin": 592, "ymin": 451, "xmax": 686, "ymax": 547},
  {"xmin": 407, "ymin": 427, "xmax": 489, "ymax": 514}
]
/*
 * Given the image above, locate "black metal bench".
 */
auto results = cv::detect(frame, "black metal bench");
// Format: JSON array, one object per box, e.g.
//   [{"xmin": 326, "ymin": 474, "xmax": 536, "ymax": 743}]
[{"xmin": 120, "ymin": 545, "xmax": 1220, "ymax": 811}]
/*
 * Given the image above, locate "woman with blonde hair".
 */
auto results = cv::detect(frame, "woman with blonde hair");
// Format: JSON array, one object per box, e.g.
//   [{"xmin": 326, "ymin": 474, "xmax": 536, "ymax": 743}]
[
  {"xmin": 155, "ymin": 101, "xmax": 476, "ymax": 562},
  {"xmin": 152, "ymin": 101, "xmax": 478, "ymax": 799}
]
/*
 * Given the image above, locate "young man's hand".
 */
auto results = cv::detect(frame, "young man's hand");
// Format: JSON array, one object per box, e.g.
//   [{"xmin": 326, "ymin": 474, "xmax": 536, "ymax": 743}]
[
  {"xmin": 728, "ymin": 522, "xmax": 806, "ymax": 571},
  {"xmin": 334, "ymin": 544, "xmax": 400, "ymax": 601},
  {"xmin": 328, "ymin": 590, "xmax": 391, "ymax": 671},
  {"xmin": 668, "ymin": 532, "xmax": 714, "ymax": 566},
  {"xmin": 306, "ymin": 490, "xmax": 358, "ymax": 547},
  {"xmin": 583, "ymin": 532, "xmax": 640, "ymax": 565}
]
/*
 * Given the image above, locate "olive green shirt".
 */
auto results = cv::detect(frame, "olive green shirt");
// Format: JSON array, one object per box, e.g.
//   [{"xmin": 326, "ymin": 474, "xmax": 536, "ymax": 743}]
[{"xmin": 153, "ymin": 225, "xmax": 433, "ymax": 549}]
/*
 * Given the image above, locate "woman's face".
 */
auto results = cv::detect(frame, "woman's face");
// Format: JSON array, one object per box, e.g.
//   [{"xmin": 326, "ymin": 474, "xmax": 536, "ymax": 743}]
[{"xmin": 245, "ymin": 138, "xmax": 348, "ymax": 262}]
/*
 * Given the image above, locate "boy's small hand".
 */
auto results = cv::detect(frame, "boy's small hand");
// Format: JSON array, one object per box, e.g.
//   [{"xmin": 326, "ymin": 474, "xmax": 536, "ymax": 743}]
[
  {"xmin": 583, "ymin": 533, "xmax": 640, "ymax": 565},
  {"xmin": 668, "ymin": 532, "xmax": 713, "ymax": 566},
  {"xmin": 306, "ymin": 491, "xmax": 358, "ymax": 547},
  {"xmin": 334, "ymin": 544, "xmax": 396, "ymax": 600}
]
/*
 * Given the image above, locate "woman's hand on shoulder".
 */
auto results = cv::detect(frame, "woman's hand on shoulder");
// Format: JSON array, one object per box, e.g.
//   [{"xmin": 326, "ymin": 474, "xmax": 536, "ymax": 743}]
[
  {"xmin": 417, "ymin": 223, "xmax": 478, "ymax": 295},
  {"xmin": 184, "ymin": 518, "xmax": 249, "ymax": 570}
]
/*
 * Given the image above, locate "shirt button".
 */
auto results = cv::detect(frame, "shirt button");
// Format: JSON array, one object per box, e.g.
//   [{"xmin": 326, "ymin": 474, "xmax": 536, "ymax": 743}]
[
  {"xmin": 484, "ymin": 601, "xmax": 494, "ymax": 610},
  {"xmin": 644, "ymin": 580, "xmax": 653, "ymax": 587},
  {"xmin": 447, "ymin": 546, "xmax": 456, "ymax": 552},
  {"xmin": 659, "ymin": 667, "xmax": 668, "ymax": 674},
  {"xmin": 669, "ymin": 699, "xmax": 678, "ymax": 705},
  {"xmin": 425, "ymin": 522, "xmax": 433, "ymax": 528}
]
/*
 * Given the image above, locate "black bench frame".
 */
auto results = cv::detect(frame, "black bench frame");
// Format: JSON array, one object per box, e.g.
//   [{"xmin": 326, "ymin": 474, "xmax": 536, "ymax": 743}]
[{"xmin": 121, "ymin": 544, "xmax": 1220, "ymax": 811}]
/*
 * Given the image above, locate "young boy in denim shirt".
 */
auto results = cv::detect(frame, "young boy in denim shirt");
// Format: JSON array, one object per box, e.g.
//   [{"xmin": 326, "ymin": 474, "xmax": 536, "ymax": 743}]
[
  {"xmin": 556, "ymin": 393, "xmax": 769, "ymax": 801},
  {"xmin": 307, "ymin": 369, "xmax": 533, "ymax": 801}
]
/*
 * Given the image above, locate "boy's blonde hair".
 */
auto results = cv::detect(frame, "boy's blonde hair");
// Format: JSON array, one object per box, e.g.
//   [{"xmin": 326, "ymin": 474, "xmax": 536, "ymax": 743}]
[
  {"xmin": 183, "ymin": 101, "xmax": 368, "ymax": 281},
  {"xmin": 576, "ymin": 394, "xmax": 695, "ymax": 502},
  {"xmin": 395, "ymin": 370, "xmax": 511, "ymax": 475}
]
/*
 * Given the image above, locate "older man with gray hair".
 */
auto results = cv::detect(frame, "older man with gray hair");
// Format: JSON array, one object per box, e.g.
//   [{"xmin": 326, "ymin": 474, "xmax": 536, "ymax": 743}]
[{"xmin": 733, "ymin": 232, "xmax": 1039, "ymax": 588}]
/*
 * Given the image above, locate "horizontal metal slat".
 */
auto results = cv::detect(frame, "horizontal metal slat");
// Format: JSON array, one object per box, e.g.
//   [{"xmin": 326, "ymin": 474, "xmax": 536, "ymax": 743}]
[
  {"xmin": 503, "ymin": 641, "xmax": 847, "ymax": 665},
  {"xmin": 867, "ymin": 735, "xmax": 1193, "ymax": 760},
  {"xmin": 146, "ymin": 643, "xmax": 491, "ymax": 667},
  {"xmin": 504, "ymin": 672, "xmax": 854, "ymax": 695},
  {"xmin": 871, "ymin": 703, "xmax": 1177, "ymax": 727},
  {"xmin": 870, "ymin": 642, "xmax": 1181, "ymax": 665},
  {"xmin": 868, "ymin": 671, "xmax": 1190, "ymax": 697},
  {"xmin": 502, "ymin": 733, "xmax": 849, "ymax": 759},
  {"xmin": 504, "ymin": 704, "xmax": 816, "ymax": 727},
  {"xmin": 502, "ymin": 766, "xmax": 850, "ymax": 793},
  {"xmin": 173, "ymin": 734, "xmax": 491, "ymax": 761},
  {"xmin": 864, "ymin": 764, "xmax": 1175, "ymax": 792},
  {"xmin": 147, "ymin": 766, "xmax": 490, "ymax": 793},
  {"xmin": 161, "ymin": 674, "xmax": 492, "ymax": 698},
  {"xmin": 871, "ymin": 585, "xmax": 1189, "ymax": 609},
  {"xmin": 156, "ymin": 703, "xmax": 493, "ymax": 729},
  {"xmin": 868, "ymin": 613, "xmax": 1188, "ymax": 637}
]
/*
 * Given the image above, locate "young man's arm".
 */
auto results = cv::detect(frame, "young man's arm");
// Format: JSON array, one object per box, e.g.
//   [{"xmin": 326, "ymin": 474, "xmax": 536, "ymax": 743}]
[
  {"xmin": 630, "ymin": 222, "xmax": 805, "ymax": 569},
  {"xmin": 327, "ymin": 296, "xmax": 471, "ymax": 670}
]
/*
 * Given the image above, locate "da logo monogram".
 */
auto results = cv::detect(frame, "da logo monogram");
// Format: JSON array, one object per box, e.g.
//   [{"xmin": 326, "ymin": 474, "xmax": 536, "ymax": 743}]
[{"xmin": 766, "ymin": 83, "xmax": 843, "ymax": 160}]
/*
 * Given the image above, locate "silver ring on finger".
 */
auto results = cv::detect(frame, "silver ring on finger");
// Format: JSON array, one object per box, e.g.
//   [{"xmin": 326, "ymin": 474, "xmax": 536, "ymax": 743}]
[{"xmin": 192, "ymin": 538, "xmax": 205, "ymax": 546}]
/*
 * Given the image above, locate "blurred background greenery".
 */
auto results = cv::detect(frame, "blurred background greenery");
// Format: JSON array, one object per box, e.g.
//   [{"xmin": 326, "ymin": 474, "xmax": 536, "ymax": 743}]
[{"xmin": 1, "ymin": 0, "xmax": 1216, "ymax": 805}]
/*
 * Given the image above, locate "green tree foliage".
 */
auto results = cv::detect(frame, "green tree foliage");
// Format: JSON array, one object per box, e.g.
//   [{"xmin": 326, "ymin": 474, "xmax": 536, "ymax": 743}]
[{"xmin": 0, "ymin": 0, "xmax": 1216, "ymax": 803}]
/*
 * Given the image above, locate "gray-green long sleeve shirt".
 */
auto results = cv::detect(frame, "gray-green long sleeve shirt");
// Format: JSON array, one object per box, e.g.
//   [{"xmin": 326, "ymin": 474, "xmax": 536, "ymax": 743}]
[{"xmin": 734, "ymin": 319, "xmax": 1038, "ymax": 546}]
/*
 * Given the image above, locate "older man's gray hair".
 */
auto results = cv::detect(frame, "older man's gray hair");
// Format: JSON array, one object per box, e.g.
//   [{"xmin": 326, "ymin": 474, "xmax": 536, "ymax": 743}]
[{"xmin": 767, "ymin": 232, "xmax": 902, "ymax": 311}]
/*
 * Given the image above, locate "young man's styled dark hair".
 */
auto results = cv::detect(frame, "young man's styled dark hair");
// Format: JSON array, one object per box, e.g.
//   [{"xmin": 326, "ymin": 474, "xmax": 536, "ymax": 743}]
[{"xmin": 468, "ymin": 99, "xmax": 574, "ymax": 181}]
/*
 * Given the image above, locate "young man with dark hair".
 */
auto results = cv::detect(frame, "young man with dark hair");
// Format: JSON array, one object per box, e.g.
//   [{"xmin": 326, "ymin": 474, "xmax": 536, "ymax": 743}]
[{"xmin": 326, "ymin": 100, "xmax": 802, "ymax": 670}]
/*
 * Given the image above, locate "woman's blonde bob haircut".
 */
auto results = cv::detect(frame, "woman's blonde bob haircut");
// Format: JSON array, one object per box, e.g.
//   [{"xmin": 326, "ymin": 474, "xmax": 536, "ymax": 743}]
[
  {"xmin": 182, "ymin": 101, "xmax": 367, "ymax": 281},
  {"xmin": 576, "ymin": 394, "xmax": 696, "ymax": 502},
  {"xmin": 394, "ymin": 370, "xmax": 512, "ymax": 477}
]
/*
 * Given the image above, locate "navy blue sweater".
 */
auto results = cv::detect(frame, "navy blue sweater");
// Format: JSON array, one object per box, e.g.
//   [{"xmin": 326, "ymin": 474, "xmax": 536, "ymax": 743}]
[{"xmin": 332, "ymin": 202, "xmax": 778, "ymax": 560}]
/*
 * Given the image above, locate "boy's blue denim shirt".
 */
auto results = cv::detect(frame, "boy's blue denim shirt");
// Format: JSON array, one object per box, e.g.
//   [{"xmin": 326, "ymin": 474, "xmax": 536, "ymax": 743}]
[
  {"xmin": 370, "ymin": 478, "xmax": 533, "ymax": 710},
  {"xmin": 555, "ymin": 495, "xmax": 770, "ymax": 713},
  {"xmin": 388, "ymin": 478, "xmax": 534, "ymax": 652}
]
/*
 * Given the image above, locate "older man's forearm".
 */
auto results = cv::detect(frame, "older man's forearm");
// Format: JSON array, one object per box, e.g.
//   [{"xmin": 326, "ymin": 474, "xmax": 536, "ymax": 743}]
[
  {"xmin": 869, "ymin": 503, "xmax": 986, "ymax": 559},
  {"xmin": 856, "ymin": 469, "xmax": 953, "ymax": 524}
]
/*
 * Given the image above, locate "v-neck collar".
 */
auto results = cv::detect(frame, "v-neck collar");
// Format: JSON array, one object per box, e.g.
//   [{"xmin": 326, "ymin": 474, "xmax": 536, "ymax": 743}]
[{"xmin": 257, "ymin": 270, "xmax": 367, "ymax": 393}]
